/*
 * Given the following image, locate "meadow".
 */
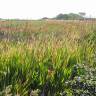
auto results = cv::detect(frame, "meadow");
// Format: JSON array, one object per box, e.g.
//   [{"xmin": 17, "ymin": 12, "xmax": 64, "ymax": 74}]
[{"xmin": 0, "ymin": 20, "xmax": 96, "ymax": 96}]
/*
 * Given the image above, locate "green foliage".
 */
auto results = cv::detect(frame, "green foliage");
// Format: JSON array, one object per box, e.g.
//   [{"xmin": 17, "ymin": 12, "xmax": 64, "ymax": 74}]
[
  {"xmin": 54, "ymin": 13, "xmax": 84, "ymax": 20},
  {"xmin": 65, "ymin": 64, "xmax": 96, "ymax": 96}
]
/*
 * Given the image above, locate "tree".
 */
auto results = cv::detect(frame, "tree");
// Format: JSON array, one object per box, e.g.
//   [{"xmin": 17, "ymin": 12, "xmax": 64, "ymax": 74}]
[
  {"xmin": 42, "ymin": 17, "xmax": 49, "ymax": 20},
  {"xmin": 55, "ymin": 13, "xmax": 84, "ymax": 20},
  {"xmin": 79, "ymin": 12, "xmax": 86, "ymax": 18}
]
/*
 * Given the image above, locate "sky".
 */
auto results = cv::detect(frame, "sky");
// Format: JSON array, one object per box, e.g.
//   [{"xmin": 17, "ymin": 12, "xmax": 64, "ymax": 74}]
[{"xmin": 0, "ymin": 0, "xmax": 96, "ymax": 19}]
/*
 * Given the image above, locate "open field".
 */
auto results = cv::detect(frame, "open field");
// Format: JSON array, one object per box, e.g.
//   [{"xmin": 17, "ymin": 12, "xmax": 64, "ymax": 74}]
[{"xmin": 0, "ymin": 20, "xmax": 96, "ymax": 95}]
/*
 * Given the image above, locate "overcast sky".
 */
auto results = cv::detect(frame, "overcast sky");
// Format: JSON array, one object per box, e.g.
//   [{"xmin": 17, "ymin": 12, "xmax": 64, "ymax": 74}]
[{"xmin": 0, "ymin": 0, "xmax": 96, "ymax": 19}]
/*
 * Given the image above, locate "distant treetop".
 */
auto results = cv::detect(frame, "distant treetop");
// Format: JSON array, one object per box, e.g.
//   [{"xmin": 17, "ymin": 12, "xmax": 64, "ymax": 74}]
[{"xmin": 54, "ymin": 13, "xmax": 84, "ymax": 20}]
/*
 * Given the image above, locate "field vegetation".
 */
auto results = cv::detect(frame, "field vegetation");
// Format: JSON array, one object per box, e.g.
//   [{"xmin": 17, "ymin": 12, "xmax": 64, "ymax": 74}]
[{"xmin": 0, "ymin": 20, "xmax": 96, "ymax": 95}]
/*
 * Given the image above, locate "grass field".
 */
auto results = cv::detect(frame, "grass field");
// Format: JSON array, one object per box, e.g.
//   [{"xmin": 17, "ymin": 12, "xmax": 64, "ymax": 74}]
[{"xmin": 0, "ymin": 20, "xmax": 96, "ymax": 96}]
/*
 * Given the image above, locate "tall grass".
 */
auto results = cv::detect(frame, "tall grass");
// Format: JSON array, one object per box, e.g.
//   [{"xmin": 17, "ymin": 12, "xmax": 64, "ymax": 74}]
[{"xmin": 0, "ymin": 20, "xmax": 96, "ymax": 95}]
